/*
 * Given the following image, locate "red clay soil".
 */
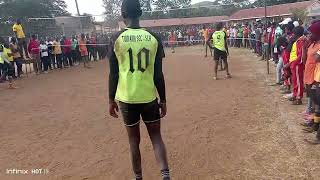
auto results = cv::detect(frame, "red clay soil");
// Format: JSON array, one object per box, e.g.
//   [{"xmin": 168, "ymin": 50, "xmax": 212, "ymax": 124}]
[{"xmin": 0, "ymin": 46, "xmax": 319, "ymax": 180}]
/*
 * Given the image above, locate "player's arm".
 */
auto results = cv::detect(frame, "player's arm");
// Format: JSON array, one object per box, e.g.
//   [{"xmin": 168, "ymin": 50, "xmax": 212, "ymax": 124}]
[
  {"xmin": 153, "ymin": 35, "xmax": 167, "ymax": 118},
  {"xmin": 108, "ymin": 43, "xmax": 119, "ymax": 102},
  {"xmin": 206, "ymin": 33, "xmax": 213, "ymax": 49},
  {"xmin": 224, "ymin": 32, "xmax": 229, "ymax": 55},
  {"xmin": 154, "ymin": 37, "xmax": 166, "ymax": 103},
  {"xmin": 107, "ymin": 35, "xmax": 119, "ymax": 118}
]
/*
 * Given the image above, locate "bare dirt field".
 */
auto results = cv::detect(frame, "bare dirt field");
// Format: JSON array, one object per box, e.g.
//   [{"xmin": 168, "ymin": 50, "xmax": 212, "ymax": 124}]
[{"xmin": 0, "ymin": 46, "xmax": 319, "ymax": 180}]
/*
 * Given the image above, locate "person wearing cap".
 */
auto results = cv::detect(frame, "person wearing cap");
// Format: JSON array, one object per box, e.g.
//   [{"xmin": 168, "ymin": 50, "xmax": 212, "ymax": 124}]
[{"xmin": 108, "ymin": 0, "xmax": 170, "ymax": 179}]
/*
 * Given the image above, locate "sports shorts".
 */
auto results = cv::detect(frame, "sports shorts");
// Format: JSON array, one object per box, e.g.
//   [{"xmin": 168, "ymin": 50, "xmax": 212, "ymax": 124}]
[
  {"xmin": 119, "ymin": 99, "xmax": 161, "ymax": 127},
  {"xmin": 213, "ymin": 48, "xmax": 227, "ymax": 61}
]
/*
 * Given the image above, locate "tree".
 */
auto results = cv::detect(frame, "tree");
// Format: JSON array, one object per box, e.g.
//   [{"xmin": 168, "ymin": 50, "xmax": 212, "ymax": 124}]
[
  {"xmin": 102, "ymin": 0, "xmax": 122, "ymax": 27},
  {"xmin": 140, "ymin": 0, "xmax": 153, "ymax": 11},
  {"xmin": 0, "ymin": 0, "xmax": 69, "ymax": 21},
  {"xmin": 0, "ymin": 0, "xmax": 69, "ymax": 36},
  {"xmin": 290, "ymin": 8, "xmax": 308, "ymax": 22}
]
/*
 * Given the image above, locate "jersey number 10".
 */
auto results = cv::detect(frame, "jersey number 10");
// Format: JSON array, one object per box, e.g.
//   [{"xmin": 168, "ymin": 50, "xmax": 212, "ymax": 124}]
[{"xmin": 128, "ymin": 48, "xmax": 150, "ymax": 73}]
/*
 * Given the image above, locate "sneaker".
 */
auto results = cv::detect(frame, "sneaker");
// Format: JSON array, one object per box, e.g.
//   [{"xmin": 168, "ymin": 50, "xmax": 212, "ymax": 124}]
[
  {"xmin": 44, "ymin": 71, "xmax": 49, "ymax": 74},
  {"xmin": 292, "ymin": 99, "xmax": 302, "ymax": 105},
  {"xmin": 213, "ymin": 76, "xmax": 218, "ymax": 80}
]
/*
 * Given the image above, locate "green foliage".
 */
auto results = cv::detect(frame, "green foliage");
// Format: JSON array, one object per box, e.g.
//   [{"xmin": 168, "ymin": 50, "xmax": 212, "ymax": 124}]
[
  {"xmin": 102, "ymin": 0, "xmax": 122, "ymax": 27},
  {"xmin": 0, "ymin": 0, "xmax": 69, "ymax": 36},
  {"xmin": 290, "ymin": 7, "xmax": 309, "ymax": 22}
]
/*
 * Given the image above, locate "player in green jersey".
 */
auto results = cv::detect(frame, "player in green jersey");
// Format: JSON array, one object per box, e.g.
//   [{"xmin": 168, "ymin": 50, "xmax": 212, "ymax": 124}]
[
  {"xmin": 108, "ymin": 0, "xmax": 170, "ymax": 179},
  {"xmin": 207, "ymin": 22, "xmax": 231, "ymax": 80}
]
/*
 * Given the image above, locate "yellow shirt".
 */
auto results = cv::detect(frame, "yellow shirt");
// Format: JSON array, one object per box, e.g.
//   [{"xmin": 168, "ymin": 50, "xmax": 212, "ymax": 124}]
[
  {"xmin": 12, "ymin": 24, "xmax": 25, "ymax": 38},
  {"xmin": 53, "ymin": 41, "xmax": 62, "ymax": 55},
  {"xmin": 3, "ymin": 47, "xmax": 14, "ymax": 62},
  {"xmin": 114, "ymin": 28, "xmax": 159, "ymax": 103}
]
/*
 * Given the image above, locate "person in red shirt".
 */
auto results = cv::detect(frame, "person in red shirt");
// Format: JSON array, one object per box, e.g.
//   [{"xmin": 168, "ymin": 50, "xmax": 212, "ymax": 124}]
[
  {"xmin": 289, "ymin": 26, "xmax": 305, "ymax": 105},
  {"xmin": 243, "ymin": 25, "xmax": 250, "ymax": 48},
  {"xmin": 62, "ymin": 36, "xmax": 72, "ymax": 67},
  {"xmin": 90, "ymin": 35, "xmax": 97, "ymax": 61},
  {"xmin": 28, "ymin": 34, "xmax": 41, "ymax": 75},
  {"xmin": 269, "ymin": 23, "xmax": 276, "ymax": 61}
]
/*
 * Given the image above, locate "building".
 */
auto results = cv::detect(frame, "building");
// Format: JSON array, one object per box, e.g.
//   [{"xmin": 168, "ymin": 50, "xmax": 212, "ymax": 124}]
[
  {"xmin": 229, "ymin": 0, "xmax": 320, "ymax": 25},
  {"xmin": 118, "ymin": 16, "xmax": 228, "ymax": 30}
]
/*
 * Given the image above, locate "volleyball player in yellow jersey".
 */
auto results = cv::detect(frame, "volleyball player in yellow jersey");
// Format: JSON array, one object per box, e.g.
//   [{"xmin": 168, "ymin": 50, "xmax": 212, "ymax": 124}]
[
  {"xmin": 207, "ymin": 22, "xmax": 231, "ymax": 80},
  {"xmin": 108, "ymin": 0, "xmax": 170, "ymax": 179}
]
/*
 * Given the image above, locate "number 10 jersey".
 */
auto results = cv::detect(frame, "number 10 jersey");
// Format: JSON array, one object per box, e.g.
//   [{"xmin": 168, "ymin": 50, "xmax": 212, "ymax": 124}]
[{"xmin": 110, "ymin": 28, "xmax": 164, "ymax": 104}]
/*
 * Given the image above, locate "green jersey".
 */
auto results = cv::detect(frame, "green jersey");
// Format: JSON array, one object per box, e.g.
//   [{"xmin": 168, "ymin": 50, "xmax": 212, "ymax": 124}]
[
  {"xmin": 212, "ymin": 31, "xmax": 226, "ymax": 51},
  {"xmin": 110, "ymin": 28, "xmax": 165, "ymax": 104}
]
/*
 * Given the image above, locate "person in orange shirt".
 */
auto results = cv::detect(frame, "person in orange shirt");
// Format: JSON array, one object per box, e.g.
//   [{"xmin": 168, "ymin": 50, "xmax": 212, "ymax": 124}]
[
  {"xmin": 202, "ymin": 25, "xmax": 209, "ymax": 57},
  {"xmin": 79, "ymin": 34, "xmax": 91, "ymax": 68},
  {"xmin": 303, "ymin": 20, "xmax": 320, "ymax": 144},
  {"xmin": 168, "ymin": 31, "xmax": 176, "ymax": 53}
]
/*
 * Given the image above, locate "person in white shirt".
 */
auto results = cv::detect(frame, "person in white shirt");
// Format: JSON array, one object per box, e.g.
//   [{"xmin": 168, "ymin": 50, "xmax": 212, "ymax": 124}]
[{"xmin": 40, "ymin": 40, "xmax": 49, "ymax": 73}]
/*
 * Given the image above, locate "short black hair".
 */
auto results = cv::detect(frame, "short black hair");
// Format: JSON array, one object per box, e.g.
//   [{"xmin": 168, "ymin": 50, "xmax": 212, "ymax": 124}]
[
  {"xmin": 286, "ymin": 22, "xmax": 294, "ymax": 32},
  {"xmin": 215, "ymin": 22, "xmax": 223, "ymax": 30},
  {"xmin": 121, "ymin": 0, "xmax": 142, "ymax": 19},
  {"xmin": 31, "ymin": 34, "xmax": 36, "ymax": 39},
  {"xmin": 277, "ymin": 37, "xmax": 288, "ymax": 47},
  {"xmin": 293, "ymin": 26, "xmax": 304, "ymax": 37}
]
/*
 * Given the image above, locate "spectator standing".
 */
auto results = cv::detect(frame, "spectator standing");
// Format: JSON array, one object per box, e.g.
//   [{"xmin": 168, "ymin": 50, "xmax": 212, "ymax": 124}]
[
  {"xmin": 288, "ymin": 26, "xmax": 305, "ymax": 105},
  {"xmin": 202, "ymin": 25, "xmax": 210, "ymax": 57},
  {"xmin": 9, "ymin": 37, "xmax": 23, "ymax": 78},
  {"xmin": 12, "ymin": 19, "xmax": 29, "ymax": 58},
  {"xmin": 71, "ymin": 35, "xmax": 79, "ymax": 65},
  {"xmin": 47, "ymin": 38, "xmax": 55, "ymax": 69},
  {"xmin": 63, "ymin": 36, "xmax": 72, "ymax": 67},
  {"xmin": 40, "ymin": 40, "xmax": 50, "ymax": 73},
  {"xmin": 79, "ymin": 34, "xmax": 91, "ymax": 68},
  {"xmin": 237, "ymin": 25, "xmax": 243, "ymax": 48},
  {"xmin": 255, "ymin": 24, "xmax": 262, "ymax": 56},
  {"xmin": 28, "ymin": 35, "xmax": 41, "ymax": 75},
  {"xmin": 243, "ymin": 25, "xmax": 250, "ymax": 48},
  {"xmin": 90, "ymin": 35, "xmax": 97, "ymax": 61},
  {"xmin": 53, "ymin": 38, "xmax": 63, "ymax": 69},
  {"xmin": 168, "ymin": 31, "xmax": 176, "ymax": 53}
]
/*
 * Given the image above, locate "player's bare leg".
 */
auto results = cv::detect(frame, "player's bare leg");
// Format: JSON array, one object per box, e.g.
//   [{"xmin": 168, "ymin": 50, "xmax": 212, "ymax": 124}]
[
  {"xmin": 205, "ymin": 44, "xmax": 208, "ymax": 57},
  {"xmin": 214, "ymin": 60, "xmax": 219, "ymax": 80},
  {"xmin": 126, "ymin": 125, "xmax": 143, "ymax": 180},
  {"xmin": 146, "ymin": 121, "xmax": 170, "ymax": 180},
  {"xmin": 223, "ymin": 58, "xmax": 231, "ymax": 78},
  {"xmin": 8, "ymin": 76, "xmax": 17, "ymax": 89}
]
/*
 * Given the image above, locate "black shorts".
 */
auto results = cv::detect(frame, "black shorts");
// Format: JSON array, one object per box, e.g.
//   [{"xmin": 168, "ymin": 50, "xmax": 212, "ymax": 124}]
[
  {"xmin": 119, "ymin": 99, "xmax": 161, "ymax": 127},
  {"xmin": 213, "ymin": 48, "xmax": 227, "ymax": 61},
  {"xmin": 0, "ymin": 62, "xmax": 14, "ymax": 77}
]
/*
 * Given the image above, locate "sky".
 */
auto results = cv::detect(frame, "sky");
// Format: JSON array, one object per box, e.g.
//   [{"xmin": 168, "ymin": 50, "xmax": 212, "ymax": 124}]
[{"xmin": 65, "ymin": 0, "xmax": 206, "ymax": 16}]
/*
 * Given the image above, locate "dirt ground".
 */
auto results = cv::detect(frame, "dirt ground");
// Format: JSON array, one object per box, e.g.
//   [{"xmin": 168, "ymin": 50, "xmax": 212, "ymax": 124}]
[{"xmin": 0, "ymin": 46, "xmax": 319, "ymax": 180}]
